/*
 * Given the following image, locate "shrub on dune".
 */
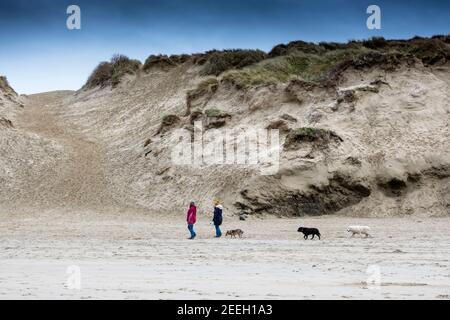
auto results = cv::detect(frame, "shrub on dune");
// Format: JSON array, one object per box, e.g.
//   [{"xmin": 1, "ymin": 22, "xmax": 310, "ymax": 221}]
[
  {"xmin": 83, "ymin": 54, "xmax": 141, "ymax": 89},
  {"xmin": 110, "ymin": 54, "xmax": 141, "ymax": 87},
  {"xmin": 200, "ymin": 49, "xmax": 267, "ymax": 76}
]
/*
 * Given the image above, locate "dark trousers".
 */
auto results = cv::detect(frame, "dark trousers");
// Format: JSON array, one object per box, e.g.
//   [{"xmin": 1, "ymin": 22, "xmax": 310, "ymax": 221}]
[
  {"xmin": 188, "ymin": 224, "xmax": 196, "ymax": 238},
  {"xmin": 214, "ymin": 224, "xmax": 222, "ymax": 237}
]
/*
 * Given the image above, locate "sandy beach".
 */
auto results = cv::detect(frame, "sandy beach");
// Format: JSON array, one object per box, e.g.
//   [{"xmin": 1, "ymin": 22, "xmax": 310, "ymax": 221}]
[{"xmin": 1, "ymin": 210, "xmax": 449, "ymax": 299}]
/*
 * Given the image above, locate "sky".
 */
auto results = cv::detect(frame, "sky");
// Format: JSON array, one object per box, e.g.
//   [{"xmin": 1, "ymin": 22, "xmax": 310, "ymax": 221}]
[{"xmin": 0, "ymin": 0, "xmax": 449, "ymax": 94}]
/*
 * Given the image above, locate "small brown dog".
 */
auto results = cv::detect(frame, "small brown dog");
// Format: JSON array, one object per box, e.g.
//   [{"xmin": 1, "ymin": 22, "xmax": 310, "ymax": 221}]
[{"xmin": 225, "ymin": 229, "xmax": 244, "ymax": 238}]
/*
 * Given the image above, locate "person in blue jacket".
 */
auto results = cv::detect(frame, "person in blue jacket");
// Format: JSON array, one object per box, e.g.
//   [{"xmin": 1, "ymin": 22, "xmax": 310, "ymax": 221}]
[{"xmin": 212, "ymin": 199, "xmax": 223, "ymax": 238}]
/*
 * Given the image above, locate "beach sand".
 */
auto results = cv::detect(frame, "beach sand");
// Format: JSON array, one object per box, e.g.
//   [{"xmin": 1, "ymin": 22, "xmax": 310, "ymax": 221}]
[{"xmin": 1, "ymin": 210, "xmax": 449, "ymax": 299}]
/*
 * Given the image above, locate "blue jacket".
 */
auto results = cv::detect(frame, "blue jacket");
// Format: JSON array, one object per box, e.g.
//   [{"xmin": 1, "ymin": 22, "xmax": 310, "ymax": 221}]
[{"xmin": 213, "ymin": 205, "xmax": 223, "ymax": 226}]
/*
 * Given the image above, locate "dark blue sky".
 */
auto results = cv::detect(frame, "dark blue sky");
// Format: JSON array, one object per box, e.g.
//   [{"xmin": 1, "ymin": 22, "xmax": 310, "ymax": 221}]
[{"xmin": 0, "ymin": 0, "xmax": 449, "ymax": 93}]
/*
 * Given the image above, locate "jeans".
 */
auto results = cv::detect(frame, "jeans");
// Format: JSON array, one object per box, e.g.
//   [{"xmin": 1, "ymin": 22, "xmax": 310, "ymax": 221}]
[
  {"xmin": 188, "ymin": 224, "xmax": 196, "ymax": 238},
  {"xmin": 214, "ymin": 224, "xmax": 222, "ymax": 237}
]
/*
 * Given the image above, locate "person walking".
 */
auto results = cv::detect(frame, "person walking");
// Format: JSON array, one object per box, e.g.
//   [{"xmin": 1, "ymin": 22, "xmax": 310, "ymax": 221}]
[
  {"xmin": 212, "ymin": 199, "xmax": 223, "ymax": 238},
  {"xmin": 186, "ymin": 201, "xmax": 197, "ymax": 239}
]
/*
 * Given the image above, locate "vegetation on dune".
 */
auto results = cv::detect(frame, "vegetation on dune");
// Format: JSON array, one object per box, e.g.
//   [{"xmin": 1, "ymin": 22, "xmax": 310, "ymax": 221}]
[
  {"xmin": 408, "ymin": 37, "xmax": 450, "ymax": 65},
  {"xmin": 189, "ymin": 109, "xmax": 203, "ymax": 124},
  {"xmin": 360, "ymin": 36, "xmax": 389, "ymax": 50},
  {"xmin": 431, "ymin": 34, "xmax": 450, "ymax": 44},
  {"xmin": 269, "ymin": 36, "xmax": 450, "ymax": 61},
  {"xmin": 204, "ymin": 108, "xmax": 231, "ymax": 118},
  {"xmin": 187, "ymin": 77, "xmax": 219, "ymax": 101},
  {"xmin": 284, "ymin": 127, "xmax": 343, "ymax": 150},
  {"xmin": 204, "ymin": 108, "xmax": 232, "ymax": 129},
  {"xmin": 143, "ymin": 55, "xmax": 176, "ymax": 71},
  {"xmin": 269, "ymin": 40, "xmax": 327, "ymax": 57},
  {"xmin": 83, "ymin": 35, "xmax": 449, "ymax": 90},
  {"xmin": 156, "ymin": 114, "xmax": 181, "ymax": 135},
  {"xmin": 199, "ymin": 49, "xmax": 268, "ymax": 76},
  {"xmin": 221, "ymin": 48, "xmax": 371, "ymax": 89},
  {"xmin": 289, "ymin": 127, "xmax": 333, "ymax": 140},
  {"xmin": 0, "ymin": 76, "xmax": 13, "ymax": 91},
  {"xmin": 84, "ymin": 54, "xmax": 141, "ymax": 89},
  {"xmin": 84, "ymin": 62, "xmax": 112, "ymax": 89},
  {"xmin": 142, "ymin": 54, "xmax": 192, "ymax": 71},
  {"xmin": 109, "ymin": 55, "xmax": 142, "ymax": 87},
  {"xmin": 0, "ymin": 76, "xmax": 18, "ymax": 97},
  {"xmin": 221, "ymin": 36, "xmax": 450, "ymax": 89},
  {"xmin": 143, "ymin": 49, "xmax": 266, "ymax": 75},
  {"xmin": 169, "ymin": 54, "xmax": 192, "ymax": 64},
  {"xmin": 185, "ymin": 77, "xmax": 219, "ymax": 115}
]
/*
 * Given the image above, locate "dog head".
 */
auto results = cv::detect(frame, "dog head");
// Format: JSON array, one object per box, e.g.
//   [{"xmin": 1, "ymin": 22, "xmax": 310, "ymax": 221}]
[
  {"xmin": 225, "ymin": 230, "xmax": 232, "ymax": 236},
  {"xmin": 297, "ymin": 227, "xmax": 305, "ymax": 233}
]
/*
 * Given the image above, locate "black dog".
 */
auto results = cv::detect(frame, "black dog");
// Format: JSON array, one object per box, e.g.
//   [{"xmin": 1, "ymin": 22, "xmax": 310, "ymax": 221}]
[{"xmin": 297, "ymin": 227, "xmax": 321, "ymax": 240}]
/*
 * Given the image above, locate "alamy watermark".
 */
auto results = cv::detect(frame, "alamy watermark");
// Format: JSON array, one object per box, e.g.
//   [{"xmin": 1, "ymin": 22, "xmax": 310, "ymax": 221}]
[
  {"xmin": 65, "ymin": 4, "xmax": 380, "ymax": 31},
  {"xmin": 66, "ymin": 5, "xmax": 81, "ymax": 30},
  {"xmin": 170, "ymin": 121, "xmax": 280, "ymax": 175},
  {"xmin": 66, "ymin": 265, "xmax": 82, "ymax": 290},
  {"xmin": 367, "ymin": 5, "xmax": 381, "ymax": 30},
  {"xmin": 366, "ymin": 264, "xmax": 381, "ymax": 290}
]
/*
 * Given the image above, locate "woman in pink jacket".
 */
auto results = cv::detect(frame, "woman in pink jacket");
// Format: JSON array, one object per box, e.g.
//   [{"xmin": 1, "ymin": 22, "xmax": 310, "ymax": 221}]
[{"xmin": 186, "ymin": 201, "xmax": 197, "ymax": 239}]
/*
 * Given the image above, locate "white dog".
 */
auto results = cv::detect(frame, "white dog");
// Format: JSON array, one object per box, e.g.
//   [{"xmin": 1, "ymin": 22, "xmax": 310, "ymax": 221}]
[{"xmin": 347, "ymin": 225, "xmax": 371, "ymax": 237}]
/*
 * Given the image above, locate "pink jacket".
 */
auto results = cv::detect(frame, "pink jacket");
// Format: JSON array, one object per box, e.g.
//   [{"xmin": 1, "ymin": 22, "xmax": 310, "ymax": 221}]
[{"xmin": 187, "ymin": 205, "xmax": 197, "ymax": 224}]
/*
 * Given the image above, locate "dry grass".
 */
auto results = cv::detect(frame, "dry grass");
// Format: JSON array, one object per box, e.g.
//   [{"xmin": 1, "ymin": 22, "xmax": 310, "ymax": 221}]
[
  {"xmin": 221, "ymin": 48, "xmax": 370, "ymax": 89},
  {"xmin": 84, "ymin": 54, "xmax": 141, "ymax": 89}
]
